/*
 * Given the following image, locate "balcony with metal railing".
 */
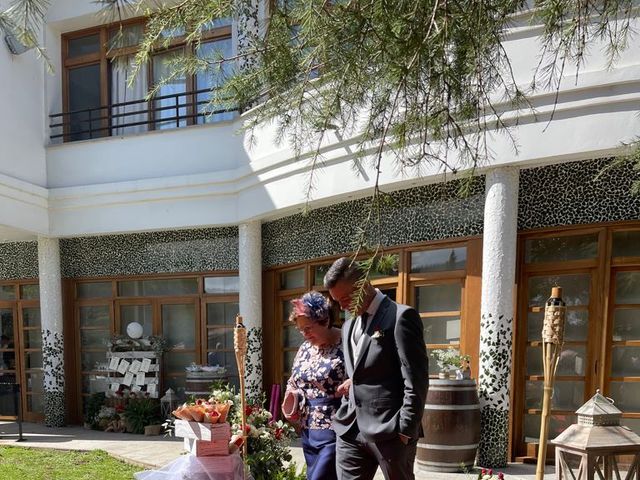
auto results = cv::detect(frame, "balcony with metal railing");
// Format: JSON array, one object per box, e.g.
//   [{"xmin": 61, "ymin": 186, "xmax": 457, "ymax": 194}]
[{"xmin": 49, "ymin": 88, "xmax": 238, "ymax": 143}]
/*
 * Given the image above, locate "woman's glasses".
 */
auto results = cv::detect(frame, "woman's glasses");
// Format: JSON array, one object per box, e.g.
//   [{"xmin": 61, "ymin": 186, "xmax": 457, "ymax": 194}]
[{"xmin": 296, "ymin": 324, "xmax": 315, "ymax": 335}]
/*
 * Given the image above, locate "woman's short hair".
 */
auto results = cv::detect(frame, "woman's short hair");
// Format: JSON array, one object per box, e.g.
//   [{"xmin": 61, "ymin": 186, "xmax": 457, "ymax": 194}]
[{"xmin": 290, "ymin": 291, "xmax": 330, "ymax": 326}]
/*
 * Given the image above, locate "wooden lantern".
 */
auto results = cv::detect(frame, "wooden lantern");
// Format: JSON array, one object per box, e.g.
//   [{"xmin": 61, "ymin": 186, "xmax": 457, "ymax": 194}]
[{"xmin": 553, "ymin": 391, "xmax": 640, "ymax": 479}]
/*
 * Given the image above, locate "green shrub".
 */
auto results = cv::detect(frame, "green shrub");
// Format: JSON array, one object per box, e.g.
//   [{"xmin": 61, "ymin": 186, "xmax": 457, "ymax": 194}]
[
  {"xmin": 84, "ymin": 392, "xmax": 106, "ymax": 429},
  {"xmin": 122, "ymin": 397, "xmax": 161, "ymax": 434}
]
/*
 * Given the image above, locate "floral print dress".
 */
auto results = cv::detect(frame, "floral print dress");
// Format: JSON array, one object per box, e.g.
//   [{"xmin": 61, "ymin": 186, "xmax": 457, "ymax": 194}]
[{"xmin": 287, "ymin": 339, "xmax": 346, "ymax": 430}]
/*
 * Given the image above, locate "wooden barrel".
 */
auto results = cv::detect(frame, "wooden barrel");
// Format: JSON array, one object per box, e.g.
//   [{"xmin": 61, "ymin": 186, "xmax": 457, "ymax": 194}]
[
  {"xmin": 184, "ymin": 372, "xmax": 227, "ymax": 398},
  {"xmin": 416, "ymin": 379, "xmax": 480, "ymax": 473}
]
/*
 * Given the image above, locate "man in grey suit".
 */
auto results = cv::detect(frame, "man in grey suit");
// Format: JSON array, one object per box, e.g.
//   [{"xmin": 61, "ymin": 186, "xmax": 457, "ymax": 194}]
[{"xmin": 324, "ymin": 257, "xmax": 428, "ymax": 480}]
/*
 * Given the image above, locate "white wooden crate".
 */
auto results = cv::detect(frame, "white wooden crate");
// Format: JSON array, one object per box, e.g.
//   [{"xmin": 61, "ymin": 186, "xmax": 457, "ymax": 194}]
[{"xmin": 174, "ymin": 420, "xmax": 231, "ymax": 442}]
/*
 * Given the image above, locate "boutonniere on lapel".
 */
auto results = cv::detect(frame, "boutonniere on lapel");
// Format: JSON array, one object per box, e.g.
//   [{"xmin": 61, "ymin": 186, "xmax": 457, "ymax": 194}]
[{"xmin": 371, "ymin": 328, "xmax": 384, "ymax": 341}]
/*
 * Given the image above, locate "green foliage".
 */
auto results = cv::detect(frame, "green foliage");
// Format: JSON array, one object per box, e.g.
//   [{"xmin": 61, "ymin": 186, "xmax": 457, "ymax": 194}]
[
  {"xmin": 84, "ymin": 392, "xmax": 106, "ymax": 429},
  {"xmin": 268, "ymin": 462, "xmax": 306, "ymax": 480},
  {"xmin": 432, "ymin": 348, "xmax": 470, "ymax": 370},
  {"xmin": 109, "ymin": 335, "xmax": 169, "ymax": 353},
  {"xmin": 0, "ymin": 446, "xmax": 139, "ymax": 480},
  {"xmin": 122, "ymin": 397, "xmax": 161, "ymax": 434},
  {"xmin": 2, "ymin": 1, "xmax": 637, "ymax": 197},
  {"xmin": 209, "ymin": 382, "xmax": 297, "ymax": 480}
]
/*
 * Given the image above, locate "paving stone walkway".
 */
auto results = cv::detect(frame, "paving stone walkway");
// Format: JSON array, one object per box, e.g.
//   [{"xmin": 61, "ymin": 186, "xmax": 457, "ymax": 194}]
[{"xmin": 0, "ymin": 421, "xmax": 556, "ymax": 479}]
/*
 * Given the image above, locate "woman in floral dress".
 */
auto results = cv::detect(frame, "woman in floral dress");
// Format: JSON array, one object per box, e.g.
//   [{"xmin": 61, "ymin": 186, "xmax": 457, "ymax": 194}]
[{"xmin": 283, "ymin": 291, "xmax": 349, "ymax": 480}]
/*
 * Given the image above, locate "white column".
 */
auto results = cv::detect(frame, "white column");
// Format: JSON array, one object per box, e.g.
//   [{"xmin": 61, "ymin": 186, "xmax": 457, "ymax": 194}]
[
  {"xmin": 477, "ymin": 167, "xmax": 519, "ymax": 467},
  {"xmin": 37, "ymin": 236, "xmax": 66, "ymax": 427},
  {"xmin": 239, "ymin": 221, "xmax": 262, "ymax": 401}
]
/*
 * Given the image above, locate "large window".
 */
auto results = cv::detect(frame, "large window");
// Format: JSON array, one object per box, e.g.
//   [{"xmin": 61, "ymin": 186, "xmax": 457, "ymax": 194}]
[
  {"xmin": 267, "ymin": 241, "xmax": 482, "ymax": 390},
  {"xmin": 74, "ymin": 273, "xmax": 239, "ymax": 420},
  {"xmin": 56, "ymin": 18, "xmax": 234, "ymax": 142},
  {"xmin": 409, "ymin": 246, "xmax": 469, "ymax": 376}
]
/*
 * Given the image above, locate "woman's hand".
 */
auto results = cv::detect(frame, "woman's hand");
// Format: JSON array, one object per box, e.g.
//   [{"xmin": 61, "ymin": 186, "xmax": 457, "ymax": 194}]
[{"xmin": 336, "ymin": 378, "xmax": 352, "ymax": 397}]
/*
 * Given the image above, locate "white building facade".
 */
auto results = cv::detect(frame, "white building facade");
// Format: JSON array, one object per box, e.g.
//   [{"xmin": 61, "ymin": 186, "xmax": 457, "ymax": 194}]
[{"xmin": 1, "ymin": 1, "xmax": 640, "ymax": 468}]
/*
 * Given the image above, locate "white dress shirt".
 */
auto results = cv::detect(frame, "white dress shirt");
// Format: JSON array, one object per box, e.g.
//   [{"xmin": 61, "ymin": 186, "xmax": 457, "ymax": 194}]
[{"xmin": 350, "ymin": 288, "xmax": 386, "ymax": 363}]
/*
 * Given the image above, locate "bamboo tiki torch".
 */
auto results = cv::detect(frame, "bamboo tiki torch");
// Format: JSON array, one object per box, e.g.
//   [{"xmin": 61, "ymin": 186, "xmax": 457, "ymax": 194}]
[
  {"xmin": 234, "ymin": 314, "xmax": 248, "ymax": 458},
  {"xmin": 536, "ymin": 286, "xmax": 566, "ymax": 480}
]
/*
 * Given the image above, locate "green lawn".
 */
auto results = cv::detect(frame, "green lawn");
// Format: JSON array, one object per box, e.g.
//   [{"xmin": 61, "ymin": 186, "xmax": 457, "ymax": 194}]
[{"xmin": 0, "ymin": 446, "xmax": 141, "ymax": 480}]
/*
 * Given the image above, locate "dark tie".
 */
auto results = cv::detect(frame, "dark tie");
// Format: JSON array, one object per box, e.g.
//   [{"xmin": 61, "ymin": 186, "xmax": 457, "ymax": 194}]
[{"xmin": 353, "ymin": 312, "xmax": 369, "ymax": 345}]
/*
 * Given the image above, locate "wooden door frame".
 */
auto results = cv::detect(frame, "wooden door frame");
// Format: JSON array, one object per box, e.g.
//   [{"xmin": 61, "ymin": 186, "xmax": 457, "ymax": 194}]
[
  {"xmin": 200, "ymin": 296, "xmax": 240, "ymax": 375},
  {"xmin": 603, "ymin": 263, "xmax": 640, "ymax": 425},
  {"xmin": 0, "ymin": 303, "xmax": 18, "ymax": 421},
  {"xmin": 74, "ymin": 300, "xmax": 114, "ymax": 423},
  {"xmin": 513, "ymin": 264, "xmax": 600, "ymax": 460},
  {"xmin": 17, "ymin": 300, "xmax": 44, "ymax": 423}
]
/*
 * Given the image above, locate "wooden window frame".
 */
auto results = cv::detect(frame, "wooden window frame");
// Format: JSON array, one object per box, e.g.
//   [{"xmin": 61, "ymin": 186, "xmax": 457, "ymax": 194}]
[
  {"xmin": 265, "ymin": 237, "xmax": 483, "ymax": 394},
  {"xmin": 71, "ymin": 271, "xmax": 238, "ymax": 424},
  {"xmin": 513, "ymin": 225, "xmax": 608, "ymax": 461},
  {"xmin": 61, "ymin": 19, "xmax": 232, "ymax": 141}
]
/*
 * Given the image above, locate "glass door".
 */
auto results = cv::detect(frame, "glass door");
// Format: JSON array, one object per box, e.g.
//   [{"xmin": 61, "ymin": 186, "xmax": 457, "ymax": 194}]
[
  {"xmin": 280, "ymin": 294, "xmax": 304, "ymax": 390},
  {"xmin": 0, "ymin": 306, "xmax": 17, "ymax": 418},
  {"xmin": 607, "ymin": 268, "xmax": 640, "ymax": 432},
  {"xmin": 204, "ymin": 299, "xmax": 239, "ymax": 389},
  {"xmin": 152, "ymin": 49, "xmax": 188, "ymax": 129},
  {"xmin": 116, "ymin": 300, "xmax": 153, "ymax": 337},
  {"xmin": 161, "ymin": 300, "xmax": 199, "ymax": 397},
  {"xmin": 519, "ymin": 271, "xmax": 594, "ymax": 459},
  {"xmin": 0, "ymin": 283, "xmax": 42, "ymax": 422},
  {"xmin": 20, "ymin": 305, "xmax": 44, "ymax": 422},
  {"xmin": 410, "ymin": 280, "xmax": 464, "ymax": 377}
]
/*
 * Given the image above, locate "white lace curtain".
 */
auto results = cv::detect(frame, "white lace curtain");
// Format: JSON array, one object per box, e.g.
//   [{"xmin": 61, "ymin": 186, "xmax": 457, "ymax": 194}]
[{"xmin": 111, "ymin": 55, "xmax": 149, "ymax": 136}]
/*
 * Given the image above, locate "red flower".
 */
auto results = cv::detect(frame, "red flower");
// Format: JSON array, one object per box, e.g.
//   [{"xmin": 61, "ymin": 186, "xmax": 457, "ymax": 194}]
[
  {"xmin": 274, "ymin": 428, "xmax": 283, "ymax": 440},
  {"xmin": 245, "ymin": 406, "xmax": 253, "ymax": 416},
  {"xmin": 244, "ymin": 425, "xmax": 251, "ymax": 433},
  {"xmin": 498, "ymin": 473, "xmax": 504, "ymax": 480},
  {"xmin": 115, "ymin": 405, "xmax": 125, "ymax": 413},
  {"xmin": 488, "ymin": 470, "xmax": 493, "ymax": 476}
]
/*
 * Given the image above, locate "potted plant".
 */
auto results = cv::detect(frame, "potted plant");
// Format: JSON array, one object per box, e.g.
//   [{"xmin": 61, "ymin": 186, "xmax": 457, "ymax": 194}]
[
  {"xmin": 84, "ymin": 392, "xmax": 106, "ymax": 429},
  {"xmin": 121, "ymin": 396, "xmax": 161, "ymax": 434},
  {"xmin": 432, "ymin": 349, "xmax": 471, "ymax": 379}
]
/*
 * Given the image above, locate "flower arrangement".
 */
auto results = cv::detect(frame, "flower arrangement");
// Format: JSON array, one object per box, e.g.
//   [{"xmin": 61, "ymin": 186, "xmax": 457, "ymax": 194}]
[
  {"xmin": 185, "ymin": 362, "xmax": 226, "ymax": 374},
  {"xmin": 172, "ymin": 397, "xmax": 232, "ymax": 423},
  {"xmin": 239, "ymin": 402, "xmax": 296, "ymax": 480},
  {"xmin": 477, "ymin": 468, "xmax": 504, "ymax": 480},
  {"xmin": 109, "ymin": 334, "xmax": 169, "ymax": 354},
  {"xmin": 210, "ymin": 382, "xmax": 297, "ymax": 480},
  {"xmin": 432, "ymin": 348, "xmax": 471, "ymax": 378}
]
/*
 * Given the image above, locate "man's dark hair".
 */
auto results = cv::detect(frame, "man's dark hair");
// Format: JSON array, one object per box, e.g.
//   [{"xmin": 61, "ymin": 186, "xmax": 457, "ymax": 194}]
[{"xmin": 323, "ymin": 257, "xmax": 363, "ymax": 289}]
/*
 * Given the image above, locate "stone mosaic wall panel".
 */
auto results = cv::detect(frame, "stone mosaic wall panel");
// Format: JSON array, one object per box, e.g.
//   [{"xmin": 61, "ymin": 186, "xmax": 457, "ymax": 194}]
[
  {"xmin": 262, "ymin": 178, "xmax": 486, "ymax": 267},
  {"xmin": 61, "ymin": 227, "xmax": 239, "ymax": 278},
  {"xmin": 518, "ymin": 158, "xmax": 640, "ymax": 230},
  {"xmin": 0, "ymin": 241, "xmax": 38, "ymax": 280}
]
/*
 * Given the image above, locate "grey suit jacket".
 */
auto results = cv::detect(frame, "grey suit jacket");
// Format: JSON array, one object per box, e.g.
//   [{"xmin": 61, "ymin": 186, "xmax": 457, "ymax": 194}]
[{"xmin": 333, "ymin": 297, "xmax": 428, "ymax": 442}]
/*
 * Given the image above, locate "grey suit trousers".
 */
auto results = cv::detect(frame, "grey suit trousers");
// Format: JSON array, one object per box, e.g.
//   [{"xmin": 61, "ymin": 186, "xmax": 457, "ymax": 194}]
[{"xmin": 336, "ymin": 425, "xmax": 416, "ymax": 480}]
